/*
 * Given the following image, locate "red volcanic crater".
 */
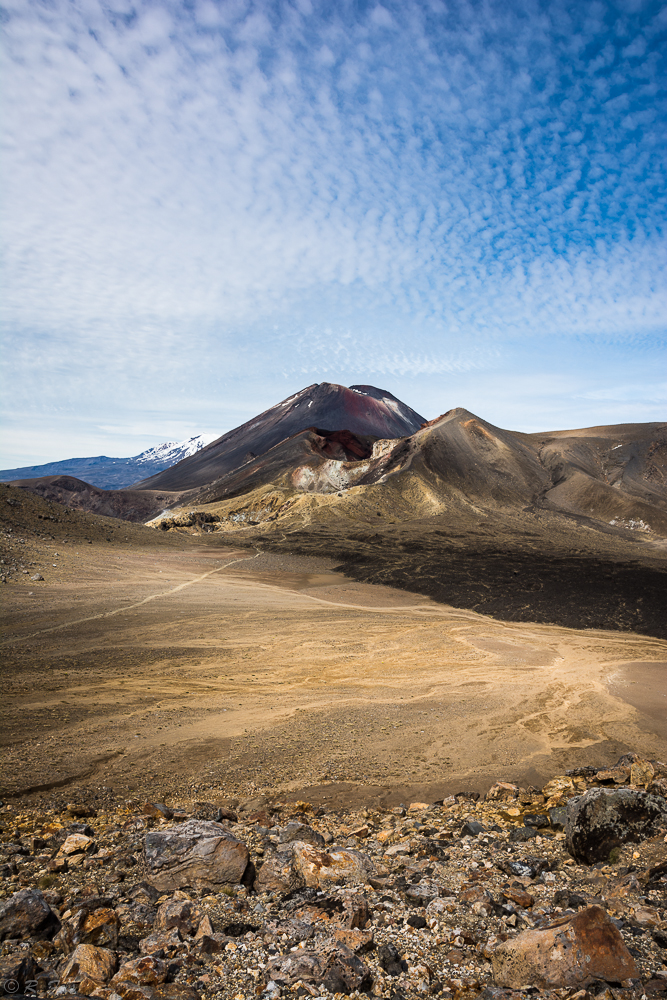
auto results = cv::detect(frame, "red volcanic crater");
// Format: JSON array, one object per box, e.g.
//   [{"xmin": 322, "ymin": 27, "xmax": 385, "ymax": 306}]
[{"xmin": 133, "ymin": 383, "xmax": 425, "ymax": 492}]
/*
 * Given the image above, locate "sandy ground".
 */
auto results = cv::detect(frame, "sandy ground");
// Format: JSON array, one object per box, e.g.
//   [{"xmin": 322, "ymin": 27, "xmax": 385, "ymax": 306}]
[{"xmin": 2, "ymin": 536, "xmax": 666, "ymax": 810}]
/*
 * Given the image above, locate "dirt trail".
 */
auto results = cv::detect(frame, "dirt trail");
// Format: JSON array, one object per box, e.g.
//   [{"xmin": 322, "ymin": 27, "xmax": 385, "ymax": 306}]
[{"xmin": 2, "ymin": 540, "xmax": 666, "ymax": 807}]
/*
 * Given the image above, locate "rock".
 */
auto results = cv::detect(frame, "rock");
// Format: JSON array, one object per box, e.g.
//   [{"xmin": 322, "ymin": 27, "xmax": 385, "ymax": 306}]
[
  {"xmin": 565, "ymin": 787, "xmax": 667, "ymax": 864},
  {"xmin": 523, "ymin": 813, "xmax": 549, "ymax": 828},
  {"xmin": 67, "ymin": 803, "xmax": 97, "ymax": 818},
  {"xmin": 254, "ymin": 848, "xmax": 306, "ymax": 894},
  {"xmin": 144, "ymin": 820, "xmax": 249, "ymax": 891},
  {"xmin": 0, "ymin": 952, "xmax": 37, "ymax": 994},
  {"xmin": 341, "ymin": 893, "xmax": 370, "ymax": 929},
  {"xmin": 154, "ymin": 899, "xmax": 201, "ymax": 936},
  {"xmin": 542, "ymin": 775, "xmax": 576, "ymax": 804},
  {"xmin": 508, "ymin": 826, "xmax": 537, "ymax": 842},
  {"xmin": 265, "ymin": 941, "xmax": 371, "ymax": 992},
  {"xmin": 278, "ymin": 820, "xmax": 325, "ymax": 848},
  {"xmin": 631, "ymin": 759, "xmax": 655, "ymax": 788},
  {"xmin": 0, "ymin": 887, "xmax": 60, "ymax": 941},
  {"xmin": 491, "ymin": 904, "xmax": 637, "ymax": 988},
  {"xmin": 291, "ymin": 842, "xmax": 375, "ymax": 887},
  {"xmin": 60, "ymin": 944, "xmax": 117, "ymax": 984},
  {"xmin": 331, "ymin": 926, "xmax": 374, "ymax": 952},
  {"xmin": 75, "ymin": 907, "xmax": 119, "ymax": 948},
  {"xmin": 486, "ymin": 782, "xmax": 519, "ymax": 801},
  {"xmin": 112, "ymin": 956, "xmax": 168, "ymax": 986},
  {"xmin": 30, "ymin": 573, "xmax": 44, "ymax": 581},
  {"xmin": 59, "ymin": 833, "xmax": 94, "ymax": 855},
  {"xmin": 461, "ymin": 820, "xmax": 485, "ymax": 837},
  {"xmin": 407, "ymin": 914, "xmax": 427, "ymax": 929},
  {"xmin": 378, "ymin": 941, "xmax": 406, "ymax": 976},
  {"xmin": 139, "ymin": 928, "xmax": 183, "ymax": 955},
  {"xmin": 143, "ymin": 803, "xmax": 173, "ymax": 822}
]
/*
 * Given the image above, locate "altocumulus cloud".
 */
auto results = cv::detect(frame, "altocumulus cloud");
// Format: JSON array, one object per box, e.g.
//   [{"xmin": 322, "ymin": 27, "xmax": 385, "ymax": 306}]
[{"xmin": 1, "ymin": 0, "xmax": 666, "ymax": 461}]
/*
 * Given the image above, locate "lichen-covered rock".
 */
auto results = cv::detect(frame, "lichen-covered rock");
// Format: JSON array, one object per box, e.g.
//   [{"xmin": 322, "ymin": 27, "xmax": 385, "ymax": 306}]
[
  {"xmin": 492, "ymin": 905, "xmax": 637, "ymax": 988},
  {"xmin": 565, "ymin": 786, "xmax": 667, "ymax": 864},
  {"xmin": 60, "ymin": 943, "xmax": 117, "ymax": 984},
  {"xmin": 0, "ymin": 888, "xmax": 60, "ymax": 941},
  {"xmin": 292, "ymin": 842, "xmax": 375, "ymax": 887},
  {"xmin": 144, "ymin": 820, "xmax": 249, "ymax": 891}
]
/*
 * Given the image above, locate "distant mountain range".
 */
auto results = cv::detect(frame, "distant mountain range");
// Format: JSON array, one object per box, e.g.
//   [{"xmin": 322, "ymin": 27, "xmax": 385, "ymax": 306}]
[{"xmin": 0, "ymin": 434, "xmax": 216, "ymax": 490}]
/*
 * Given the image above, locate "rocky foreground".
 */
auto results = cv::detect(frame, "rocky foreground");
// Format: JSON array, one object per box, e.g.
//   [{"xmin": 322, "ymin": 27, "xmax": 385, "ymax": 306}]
[{"xmin": 1, "ymin": 755, "xmax": 666, "ymax": 1000}]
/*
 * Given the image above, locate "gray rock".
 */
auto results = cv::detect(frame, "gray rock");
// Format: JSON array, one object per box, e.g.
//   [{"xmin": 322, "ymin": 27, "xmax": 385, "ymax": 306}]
[
  {"xmin": 565, "ymin": 787, "xmax": 667, "ymax": 864},
  {"xmin": 144, "ymin": 820, "xmax": 249, "ymax": 892},
  {"xmin": 0, "ymin": 888, "xmax": 60, "ymax": 941},
  {"xmin": 278, "ymin": 821, "xmax": 325, "ymax": 848}
]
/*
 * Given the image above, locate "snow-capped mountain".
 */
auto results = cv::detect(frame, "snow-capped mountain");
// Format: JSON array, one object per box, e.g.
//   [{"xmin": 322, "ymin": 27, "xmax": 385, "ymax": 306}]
[
  {"xmin": 135, "ymin": 435, "xmax": 217, "ymax": 466},
  {"xmin": 0, "ymin": 434, "xmax": 218, "ymax": 491}
]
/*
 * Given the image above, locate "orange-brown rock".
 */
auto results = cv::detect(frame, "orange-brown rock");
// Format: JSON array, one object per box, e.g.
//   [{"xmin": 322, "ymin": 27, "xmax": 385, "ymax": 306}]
[
  {"xmin": 60, "ymin": 944, "xmax": 117, "ymax": 984},
  {"xmin": 491, "ymin": 905, "xmax": 637, "ymax": 988},
  {"xmin": 112, "ymin": 955, "xmax": 168, "ymax": 986}
]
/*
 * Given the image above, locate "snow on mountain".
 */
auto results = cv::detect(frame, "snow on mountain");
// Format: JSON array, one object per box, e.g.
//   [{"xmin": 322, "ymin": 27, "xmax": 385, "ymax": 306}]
[
  {"xmin": 135, "ymin": 434, "xmax": 218, "ymax": 466},
  {"xmin": 0, "ymin": 433, "xmax": 219, "ymax": 490}
]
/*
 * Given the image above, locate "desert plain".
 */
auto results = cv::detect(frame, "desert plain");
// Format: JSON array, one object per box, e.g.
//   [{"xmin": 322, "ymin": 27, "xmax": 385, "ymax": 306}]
[{"xmin": 2, "ymin": 482, "xmax": 665, "ymax": 811}]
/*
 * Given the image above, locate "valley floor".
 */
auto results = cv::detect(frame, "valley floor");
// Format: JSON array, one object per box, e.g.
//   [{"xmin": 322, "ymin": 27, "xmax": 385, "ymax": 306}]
[{"xmin": 1, "ymin": 538, "xmax": 666, "ymax": 809}]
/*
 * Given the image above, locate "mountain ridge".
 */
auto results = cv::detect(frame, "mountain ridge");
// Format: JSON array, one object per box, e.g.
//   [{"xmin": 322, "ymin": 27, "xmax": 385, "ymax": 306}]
[{"xmin": 0, "ymin": 434, "xmax": 216, "ymax": 490}]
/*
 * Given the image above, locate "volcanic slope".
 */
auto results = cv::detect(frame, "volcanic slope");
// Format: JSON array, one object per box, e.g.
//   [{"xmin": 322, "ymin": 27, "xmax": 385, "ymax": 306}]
[
  {"xmin": 155, "ymin": 408, "xmax": 667, "ymax": 637},
  {"xmin": 133, "ymin": 382, "xmax": 426, "ymax": 491}
]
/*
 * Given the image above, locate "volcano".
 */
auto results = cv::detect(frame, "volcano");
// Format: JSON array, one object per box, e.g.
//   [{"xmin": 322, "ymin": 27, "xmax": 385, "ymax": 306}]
[{"xmin": 133, "ymin": 383, "xmax": 425, "ymax": 492}]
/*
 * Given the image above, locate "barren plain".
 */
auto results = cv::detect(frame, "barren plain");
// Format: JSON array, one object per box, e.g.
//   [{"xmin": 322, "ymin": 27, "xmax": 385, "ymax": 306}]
[{"xmin": 1, "ymin": 484, "xmax": 665, "ymax": 811}]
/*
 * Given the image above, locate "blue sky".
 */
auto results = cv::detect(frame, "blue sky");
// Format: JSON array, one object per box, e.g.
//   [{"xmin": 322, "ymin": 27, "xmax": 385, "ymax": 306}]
[{"xmin": 1, "ymin": 0, "xmax": 666, "ymax": 465}]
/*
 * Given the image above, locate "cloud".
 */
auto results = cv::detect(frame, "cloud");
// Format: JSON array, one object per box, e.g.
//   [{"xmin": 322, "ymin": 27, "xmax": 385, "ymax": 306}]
[{"xmin": 1, "ymin": 0, "xmax": 666, "ymax": 462}]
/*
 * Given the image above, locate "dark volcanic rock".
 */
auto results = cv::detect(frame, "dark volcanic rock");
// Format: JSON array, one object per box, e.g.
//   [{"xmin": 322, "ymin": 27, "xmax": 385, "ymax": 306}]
[
  {"xmin": 0, "ymin": 888, "xmax": 60, "ymax": 941},
  {"xmin": 565, "ymin": 787, "xmax": 667, "ymax": 864},
  {"xmin": 144, "ymin": 820, "xmax": 249, "ymax": 891}
]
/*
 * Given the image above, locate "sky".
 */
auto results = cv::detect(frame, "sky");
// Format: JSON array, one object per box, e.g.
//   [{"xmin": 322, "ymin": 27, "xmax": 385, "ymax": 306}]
[{"xmin": 1, "ymin": 0, "xmax": 666, "ymax": 466}]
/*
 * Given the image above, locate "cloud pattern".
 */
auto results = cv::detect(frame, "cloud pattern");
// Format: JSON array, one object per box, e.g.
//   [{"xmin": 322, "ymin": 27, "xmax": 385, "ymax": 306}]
[{"xmin": 1, "ymin": 0, "xmax": 666, "ymax": 461}]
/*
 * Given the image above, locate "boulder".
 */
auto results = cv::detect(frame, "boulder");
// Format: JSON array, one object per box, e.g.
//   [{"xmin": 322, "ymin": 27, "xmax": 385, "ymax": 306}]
[
  {"xmin": 291, "ymin": 842, "xmax": 375, "ymax": 887},
  {"xmin": 265, "ymin": 940, "xmax": 371, "ymax": 992},
  {"xmin": 565, "ymin": 787, "xmax": 667, "ymax": 864},
  {"xmin": 60, "ymin": 943, "xmax": 117, "ymax": 984},
  {"xmin": 0, "ymin": 888, "xmax": 60, "ymax": 941},
  {"xmin": 492, "ymin": 905, "xmax": 637, "ymax": 988},
  {"xmin": 144, "ymin": 820, "xmax": 249, "ymax": 891}
]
